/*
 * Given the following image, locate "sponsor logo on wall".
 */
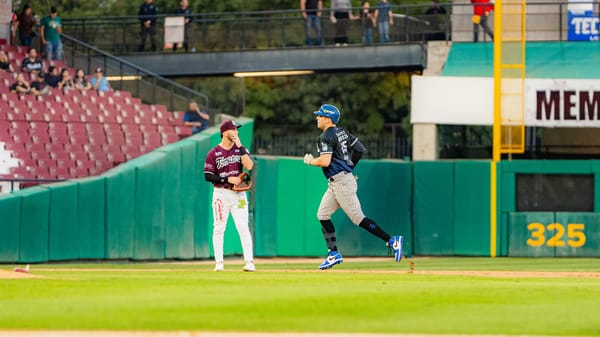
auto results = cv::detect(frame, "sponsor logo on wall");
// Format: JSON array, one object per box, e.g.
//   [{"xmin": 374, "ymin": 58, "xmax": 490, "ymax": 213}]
[{"xmin": 568, "ymin": 0, "xmax": 599, "ymax": 41}]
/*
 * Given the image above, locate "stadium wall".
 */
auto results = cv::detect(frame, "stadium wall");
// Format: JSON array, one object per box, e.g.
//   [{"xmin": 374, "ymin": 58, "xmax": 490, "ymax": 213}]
[{"xmin": 1, "ymin": 123, "xmax": 600, "ymax": 262}]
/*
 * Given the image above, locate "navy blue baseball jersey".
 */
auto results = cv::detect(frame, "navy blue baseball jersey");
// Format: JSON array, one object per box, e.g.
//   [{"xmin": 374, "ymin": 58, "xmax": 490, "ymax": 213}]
[{"xmin": 317, "ymin": 126, "xmax": 367, "ymax": 179}]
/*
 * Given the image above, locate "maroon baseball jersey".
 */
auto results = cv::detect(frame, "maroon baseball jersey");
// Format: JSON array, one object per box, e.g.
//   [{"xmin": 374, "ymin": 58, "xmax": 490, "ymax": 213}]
[{"xmin": 204, "ymin": 144, "xmax": 246, "ymax": 188}]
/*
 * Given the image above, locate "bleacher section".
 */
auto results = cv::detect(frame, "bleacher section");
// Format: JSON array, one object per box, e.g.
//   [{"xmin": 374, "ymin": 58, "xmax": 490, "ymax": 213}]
[{"xmin": 0, "ymin": 43, "xmax": 192, "ymax": 192}]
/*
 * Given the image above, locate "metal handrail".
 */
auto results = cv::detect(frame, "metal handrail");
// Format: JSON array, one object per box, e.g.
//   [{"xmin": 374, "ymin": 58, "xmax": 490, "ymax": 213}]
[
  {"xmin": 60, "ymin": 5, "xmax": 445, "ymax": 53},
  {"xmin": 58, "ymin": 2, "xmax": 600, "ymax": 54},
  {"xmin": 59, "ymin": 33, "xmax": 209, "ymax": 113}
]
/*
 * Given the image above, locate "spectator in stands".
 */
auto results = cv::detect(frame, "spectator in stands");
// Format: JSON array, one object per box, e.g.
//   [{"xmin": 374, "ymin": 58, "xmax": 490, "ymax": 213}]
[
  {"xmin": 90, "ymin": 67, "xmax": 111, "ymax": 92},
  {"xmin": 21, "ymin": 48, "xmax": 44, "ymax": 75},
  {"xmin": 471, "ymin": 0, "xmax": 494, "ymax": 42},
  {"xmin": 58, "ymin": 68, "xmax": 74, "ymax": 91},
  {"xmin": 183, "ymin": 101, "xmax": 210, "ymax": 134},
  {"xmin": 30, "ymin": 72, "xmax": 50, "ymax": 96},
  {"xmin": 45, "ymin": 65, "xmax": 61, "ymax": 88},
  {"xmin": 424, "ymin": 0, "xmax": 448, "ymax": 41},
  {"xmin": 74, "ymin": 68, "xmax": 91, "ymax": 91},
  {"xmin": 360, "ymin": 1, "xmax": 375, "ymax": 44},
  {"xmin": 331, "ymin": 0, "xmax": 357, "ymax": 45},
  {"xmin": 16, "ymin": 5, "xmax": 37, "ymax": 47},
  {"xmin": 40, "ymin": 7, "xmax": 63, "ymax": 61},
  {"xmin": 138, "ymin": 0, "xmax": 158, "ymax": 52},
  {"xmin": 10, "ymin": 72, "xmax": 40, "ymax": 95},
  {"xmin": 301, "ymin": 0, "xmax": 323, "ymax": 46},
  {"xmin": 0, "ymin": 51, "xmax": 15, "ymax": 73},
  {"xmin": 425, "ymin": 0, "xmax": 447, "ymax": 14},
  {"xmin": 173, "ymin": 0, "xmax": 192, "ymax": 52},
  {"xmin": 374, "ymin": 0, "xmax": 394, "ymax": 43},
  {"xmin": 11, "ymin": 11, "xmax": 18, "ymax": 46}
]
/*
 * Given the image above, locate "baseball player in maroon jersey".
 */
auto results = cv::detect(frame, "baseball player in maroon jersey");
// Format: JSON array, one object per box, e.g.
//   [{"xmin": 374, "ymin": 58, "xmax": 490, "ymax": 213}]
[
  {"xmin": 204, "ymin": 120, "xmax": 255, "ymax": 272},
  {"xmin": 304, "ymin": 104, "xmax": 403, "ymax": 270}
]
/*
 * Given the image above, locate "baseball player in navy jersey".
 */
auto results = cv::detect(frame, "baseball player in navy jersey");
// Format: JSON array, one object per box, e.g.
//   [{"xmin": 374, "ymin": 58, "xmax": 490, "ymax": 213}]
[
  {"xmin": 304, "ymin": 104, "xmax": 403, "ymax": 270},
  {"xmin": 204, "ymin": 120, "xmax": 255, "ymax": 272}
]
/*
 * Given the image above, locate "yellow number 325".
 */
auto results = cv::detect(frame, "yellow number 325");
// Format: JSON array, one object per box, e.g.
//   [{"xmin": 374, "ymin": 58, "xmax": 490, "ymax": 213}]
[{"xmin": 527, "ymin": 223, "xmax": 586, "ymax": 248}]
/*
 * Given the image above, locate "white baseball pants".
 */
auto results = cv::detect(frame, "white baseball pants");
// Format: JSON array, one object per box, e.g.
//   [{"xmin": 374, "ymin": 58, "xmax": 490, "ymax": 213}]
[{"xmin": 211, "ymin": 188, "xmax": 254, "ymax": 264}]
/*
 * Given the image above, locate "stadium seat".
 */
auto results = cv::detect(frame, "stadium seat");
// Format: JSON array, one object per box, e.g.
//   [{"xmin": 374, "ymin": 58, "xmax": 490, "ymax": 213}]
[
  {"xmin": 63, "ymin": 143, "xmax": 83, "ymax": 152},
  {"xmin": 69, "ymin": 166, "xmax": 89, "ymax": 178},
  {"xmin": 56, "ymin": 157, "xmax": 76, "ymax": 169},
  {"xmin": 49, "ymin": 166, "xmax": 70, "ymax": 179},
  {"xmin": 45, "ymin": 142, "xmax": 64, "ymax": 153},
  {"xmin": 107, "ymin": 152, "xmax": 126, "ymax": 165}
]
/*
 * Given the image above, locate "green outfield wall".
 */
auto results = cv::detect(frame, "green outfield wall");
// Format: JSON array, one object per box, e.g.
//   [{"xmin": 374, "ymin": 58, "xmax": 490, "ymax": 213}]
[{"xmin": 2, "ymin": 122, "xmax": 600, "ymax": 262}]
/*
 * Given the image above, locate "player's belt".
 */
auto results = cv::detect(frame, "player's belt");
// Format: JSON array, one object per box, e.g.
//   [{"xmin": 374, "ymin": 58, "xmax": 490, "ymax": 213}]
[{"xmin": 328, "ymin": 171, "xmax": 350, "ymax": 182}]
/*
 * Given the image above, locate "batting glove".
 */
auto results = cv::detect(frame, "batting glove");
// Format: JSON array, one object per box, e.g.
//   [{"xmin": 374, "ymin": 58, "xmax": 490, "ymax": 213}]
[{"xmin": 303, "ymin": 153, "xmax": 313, "ymax": 165}]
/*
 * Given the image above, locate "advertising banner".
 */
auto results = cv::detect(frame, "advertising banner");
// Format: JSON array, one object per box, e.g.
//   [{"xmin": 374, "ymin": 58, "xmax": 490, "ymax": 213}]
[
  {"xmin": 568, "ymin": 0, "xmax": 598, "ymax": 41},
  {"xmin": 412, "ymin": 76, "xmax": 600, "ymax": 128}
]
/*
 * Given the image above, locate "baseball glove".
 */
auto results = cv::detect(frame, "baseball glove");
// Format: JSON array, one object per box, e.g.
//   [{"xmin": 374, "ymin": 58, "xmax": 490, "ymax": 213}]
[{"xmin": 232, "ymin": 172, "xmax": 252, "ymax": 191}]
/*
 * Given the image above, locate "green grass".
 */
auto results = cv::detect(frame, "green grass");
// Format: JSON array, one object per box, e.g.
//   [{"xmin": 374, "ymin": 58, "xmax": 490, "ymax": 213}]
[{"xmin": 1, "ymin": 257, "xmax": 599, "ymax": 335}]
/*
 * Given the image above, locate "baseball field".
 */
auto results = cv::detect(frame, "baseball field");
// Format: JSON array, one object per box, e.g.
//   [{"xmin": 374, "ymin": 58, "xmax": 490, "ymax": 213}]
[{"xmin": 1, "ymin": 257, "xmax": 599, "ymax": 337}]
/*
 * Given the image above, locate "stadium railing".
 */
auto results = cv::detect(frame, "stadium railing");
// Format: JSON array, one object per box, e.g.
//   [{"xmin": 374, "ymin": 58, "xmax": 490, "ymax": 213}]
[
  {"xmin": 59, "ymin": 33, "xmax": 209, "ymax": 114},
  {"xmin": 59, "ymin": 2, "xmax": 598, "ymax": 54}
]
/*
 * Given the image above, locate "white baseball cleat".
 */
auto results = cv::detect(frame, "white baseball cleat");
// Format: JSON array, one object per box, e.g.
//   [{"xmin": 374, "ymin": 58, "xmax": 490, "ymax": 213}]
[
  {"xmin": 214, "ymin": 262, "xmax": 224, "ymax": 272},
  {"xmin": 243, "ymin": 261, "xmax": 256, "ymax": 272}
]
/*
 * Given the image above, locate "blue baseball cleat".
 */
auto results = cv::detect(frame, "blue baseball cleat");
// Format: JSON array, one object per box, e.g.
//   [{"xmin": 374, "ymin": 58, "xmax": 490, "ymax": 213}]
[
  {"xmin": 388, "ymin": 236, "xmax": 404, "ymax": 262},
  {"xmin": 319, "ymin": 250, "xmax": 343, "ymax": 270}
]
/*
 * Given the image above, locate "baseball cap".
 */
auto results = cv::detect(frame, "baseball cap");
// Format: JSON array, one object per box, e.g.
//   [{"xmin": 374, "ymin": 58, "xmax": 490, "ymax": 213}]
[
  {"xmin": 313, "ymin": 104, "xmax": 340, "ymax": 124},
  {"xmin": 220, "ymin": 120, "xmax": 242, "ymax": 133},
  {"xmin": 95, "ymin": 67, "xmax": 102, "ymax": 73}
]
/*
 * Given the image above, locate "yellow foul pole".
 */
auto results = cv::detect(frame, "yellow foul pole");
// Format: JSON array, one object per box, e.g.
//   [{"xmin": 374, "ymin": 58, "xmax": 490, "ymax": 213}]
[{"xmin": 491, "ymin": 0, "xmax": 503, "ymax": 257}]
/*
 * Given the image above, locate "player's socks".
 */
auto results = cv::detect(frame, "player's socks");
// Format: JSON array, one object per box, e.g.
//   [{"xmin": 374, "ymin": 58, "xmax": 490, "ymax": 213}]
[
  {"xmin": 320, "ymin": 219, "xmax": 338, "ymax": 251},
  {"xmin": 359, "ymin": 217, "xmax": 391, "ymax": 242}
]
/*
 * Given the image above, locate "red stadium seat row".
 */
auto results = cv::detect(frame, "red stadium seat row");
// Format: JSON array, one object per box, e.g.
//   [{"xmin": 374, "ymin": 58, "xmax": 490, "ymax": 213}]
[{"xmin": 1, "ymin": 80, "xmax": 192, "ymax": 183}]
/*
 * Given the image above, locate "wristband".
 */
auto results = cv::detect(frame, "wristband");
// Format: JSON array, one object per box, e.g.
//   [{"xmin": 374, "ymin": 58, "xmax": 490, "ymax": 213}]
[{"xmin": 239, "ymin": 146, "xmax": 249, "ymax": 155}]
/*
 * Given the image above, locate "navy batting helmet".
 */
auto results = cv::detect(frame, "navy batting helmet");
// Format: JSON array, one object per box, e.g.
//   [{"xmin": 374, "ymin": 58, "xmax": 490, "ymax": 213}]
[{"xmin": 313, "ymin": 104, "xmax": 340, "ymax": 124}]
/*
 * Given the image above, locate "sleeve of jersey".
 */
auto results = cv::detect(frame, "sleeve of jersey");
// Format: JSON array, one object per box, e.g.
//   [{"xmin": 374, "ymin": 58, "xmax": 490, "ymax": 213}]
[
  {"xmin": 350, "ymin": 136, "xmax": 368, "ymax": 153},
  {"xmin": 203, "ymin": 150, "xmax": 217, "ymax": 175},
  {"xmin": 317, "ymin": 134, "xmax": 334, "ymax": 155}
]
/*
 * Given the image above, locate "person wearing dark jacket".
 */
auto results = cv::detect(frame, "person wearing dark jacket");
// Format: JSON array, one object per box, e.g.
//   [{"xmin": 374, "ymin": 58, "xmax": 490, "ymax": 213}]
[
  {"xmin": 173, "ymin": 0, "xmax": 193, "ymax": 52},
  {"xmin": 138, "ymin": 0, "xmax": 158, "ymax": 52}
]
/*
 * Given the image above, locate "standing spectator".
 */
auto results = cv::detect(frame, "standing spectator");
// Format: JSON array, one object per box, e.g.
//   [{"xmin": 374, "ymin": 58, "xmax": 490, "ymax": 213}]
[
  {"xmin": 360, "ymin": 1, "xmax": 375, "ymax": 44},
  {"xmin": 183, "ymin": 101, "xmax": 210, "ymax": 134},
  {"xmin": 44, "ymin": 65, "xmax": 61, "ymax": 88},
  {"xmin": 374, "ymin": 0, "xmax": 393, "ymax": 43},
  {"xmin": 471, "ymin": 0, "xmax": 494, "ymax": 42},
  {"xmin": 173, "ymin": 0, "xmax": 192, "ymax": 52},
  {"xmin": 303, "ymin": 104, "xmax": 404, "ymax": 269},
  {"xmin": 330, "ymin": 0, "xmax": 357, "ymax": 45},
  {"xmin": 21, "ymin": 48, "xmax": 44, "ymax": 75},
  {"xmin": 0, "ymin": 51, "xmax": 15, "ymax": 73},
  {"xmin": 204, "ymin": 120, "xmax": 256, "ymax": 272},
  {"xmin": 425, "ymin": 0, "xmax": 447, "ymax": 14},
  {"xmin": 40, "ymin": 7, "xmax": 63, "ymax": 61},
  {"xmin": 16, "ymin": 5, "xmax": 37, "ymax": 47},
  {"xmin": 58, "ymin": 68, "xmax": 74, "ymax": 91},
  {"xmin": 11, "ymin": 11, "xmax": 18, "ymax": 46},
  {"xmin": 301, "ymin": 0, "xmax": 323, "ymax": 46},
  {"xmin": 138, "ymin": 0, "xmax": 158, "ymax": 52},
  {"xmin": 90, "ymin": 67, "xmax": 111, "ymax": 92},
  {"xmin": 425, "ymin": 0, "xmax": 448, "ymax": 41},
  {"xmin": 74, "ymin": 68, "xmax": 92, "ymax": 91}
]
